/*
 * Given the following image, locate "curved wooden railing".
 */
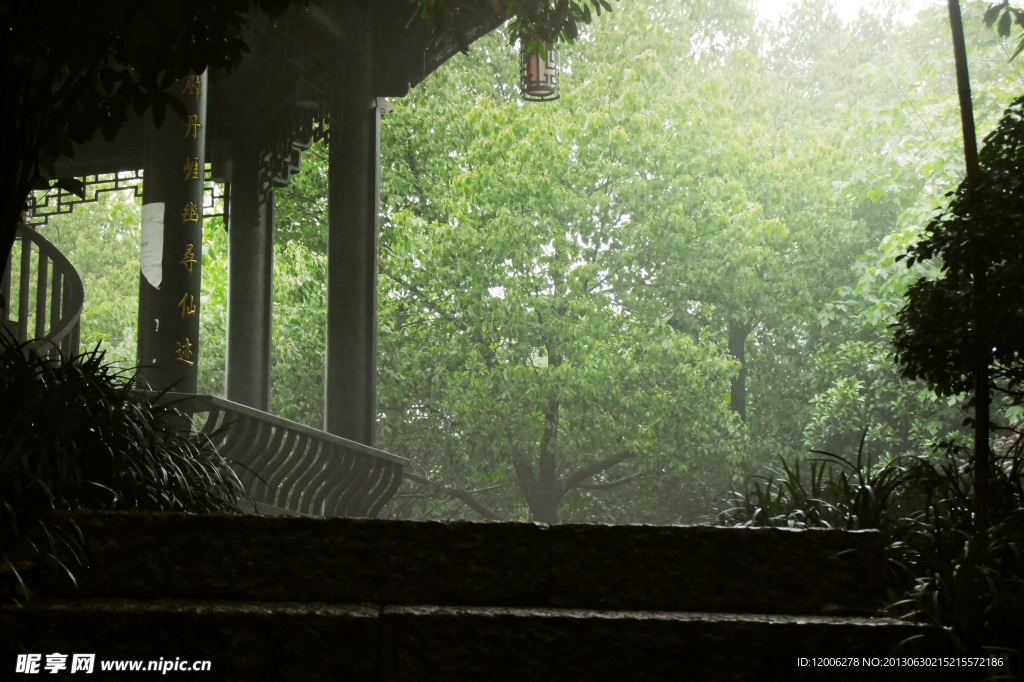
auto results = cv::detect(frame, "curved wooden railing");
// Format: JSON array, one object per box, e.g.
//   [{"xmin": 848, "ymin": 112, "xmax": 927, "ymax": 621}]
[
  {"xmin": 0, "ymin": 225, "xmax": 403, "ymax": 517},
  {"xmin": 162, "ymin": 393, "xmax": 408, "ymax": 518},
  {"xmin": 1, "ymin": 221, "xmax": 83, "ymax": 359}
]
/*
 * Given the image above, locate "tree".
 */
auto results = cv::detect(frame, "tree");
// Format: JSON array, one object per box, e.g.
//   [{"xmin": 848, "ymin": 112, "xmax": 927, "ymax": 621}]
[
  {"xmin": 29, "ymin": 191, "xmax": 145, "ymax": 369},
  {"xmin": 268, "ymin": 0, "xmax": 1016, "ymax": 522},
  {"xmin": 757, "ymin": 0, "xmax": 1024, "ymax": 465},
  {"xmin": 986, "ymin": 0, "xmax": 1024, "ymax": 60},
  {"xmin": 374, "ymin": 0, "xmax": 920, "ymax": 523},
  {"xmin": 378, "ymin": 3, "xmax": 771, "ymax": 524},
  {"xmin": 819, "ymin": 0, "xmax": 1024, "ymax": 524},
  {"xmin": 894, "ymin": 94, "xmax": 1024, "ymax": 421}
]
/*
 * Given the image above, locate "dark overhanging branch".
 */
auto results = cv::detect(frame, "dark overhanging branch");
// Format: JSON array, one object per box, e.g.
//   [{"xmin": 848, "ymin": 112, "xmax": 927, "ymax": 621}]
[
  {"xmin": 559, "ymin": 450, "xmax": 636, "ymax": 493},
  {"xmin": 404, "ymin": 472, "xmax": 509, "ymax": 522}
]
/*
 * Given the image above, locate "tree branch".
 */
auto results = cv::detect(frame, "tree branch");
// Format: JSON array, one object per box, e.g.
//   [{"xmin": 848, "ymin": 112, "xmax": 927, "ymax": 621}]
[
  {"xmin": 559, "ymin": 450, "xmax": 636, "ymax": 493},
  {"xmin": 576, "ymin": 472, "xmax": 652, "ymax": 490},
  {"xmin": 404, "ymin": 473, "xmax": 509, "ymax": 522},
  {"xmin": 392, "ymin": 271, "xmax": 498, "ymax": 369},
  {"xmin": 449, "ymin": 488, "xmax": 509, "ymax": 522},
  {"xmin": 467, "ymin": 483, "xmax": 509, "ymax": 494}
]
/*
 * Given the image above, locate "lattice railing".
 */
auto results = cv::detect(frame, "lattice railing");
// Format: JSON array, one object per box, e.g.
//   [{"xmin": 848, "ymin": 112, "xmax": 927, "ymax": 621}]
[
  {"xmin": 259, "ymin": 108, "xmax": 329, "ymax": 194},
  {"xmin": 166, "ymin": 393, "xmax": 407, "ymax": 518},
  {"xmin": 25, "ymin": 168, "xmax": 226, "ymax": 230}
]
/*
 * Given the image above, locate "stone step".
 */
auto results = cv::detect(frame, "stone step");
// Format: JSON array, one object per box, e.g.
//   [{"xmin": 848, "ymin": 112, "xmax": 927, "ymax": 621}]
[
  {"xmin": 2, "ymin": 599, "xmax": 376, "ymax": 680},
  {"xmin": 2, "ymin": 600, "xmax": 956, "ymax": 681},
  {"xmin": 35, "ymin": 511, "xmax": 887, "ymax": 616},
  {"xmin": 381, "ymin": 605, "xmax": 956, "ymax": 682}
]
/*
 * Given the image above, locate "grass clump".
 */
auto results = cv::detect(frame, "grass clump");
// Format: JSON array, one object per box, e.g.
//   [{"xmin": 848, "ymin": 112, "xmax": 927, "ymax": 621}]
[
  {"xmin": 721, "ymin": 432, "xmax": 1024, "ymax": 678},
  {"xmin": 0, "ymin": 331, "xmax": 243, "ymax": 596}
]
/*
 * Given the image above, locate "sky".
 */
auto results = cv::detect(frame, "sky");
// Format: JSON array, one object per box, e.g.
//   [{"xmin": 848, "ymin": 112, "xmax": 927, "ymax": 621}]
[{"xmin": 752, "ymin": 0, "xmax": 942, "ymax": 25}]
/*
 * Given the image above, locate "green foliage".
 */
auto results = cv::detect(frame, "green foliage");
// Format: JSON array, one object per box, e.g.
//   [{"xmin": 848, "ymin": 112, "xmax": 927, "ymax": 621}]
[
  {"xmin": 197, "ymin": 217, "xmax": 228, "ymax": 398},
  {"xmin": 406, "ymin": 0, "xmax": 617, "ymax": 52},
  {"xmin": 0, "ymin": 332, "xmax": 243, "ymax": 598},
  {"xmin": 722, "ymin": 439, "xmax": 1024, "ymax": 671},
  {"xmin": 270, "ymin": 238, "xmax": 328, "ymax": 426},
  {"xmin": 379, "ymin": 2, "xmax": 780, "ymax": 523},
  {"xmin": 720, "ymin": 432, "xmax": 913, "ymax": 536},
  {"xmin": 986, "ymin": 1, "xmax": 1024, "ymax": 61},
  {"xmin": 259, "ymin": 0, "xmax": 1024, "ymax": 523},
  {"xmin": 34, "ymin": 190, "xmax": 143, "ymax": 369},
  {"xmin": 903, "ymin": 445, "xmax": 1024, "ymax": 663},
  {"xmin": 894, "ymin": 94, "xmax": 1024, "ymax": 403},
  {"xmin": 275, "ymin": 143, "xmax": 329, "ymax": 255},
  {"xmin": 795, "ymin": 0, "xmax": 1024, "ymax": 462}
]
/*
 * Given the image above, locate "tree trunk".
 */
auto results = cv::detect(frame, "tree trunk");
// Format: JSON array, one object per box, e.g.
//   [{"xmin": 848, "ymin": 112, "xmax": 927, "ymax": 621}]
[
  {"xmin": 947, "ymin": 0, "xmax": 989, "ymax": 530},
  {"xmin": 531, "ymin": 491, "xmax": 561, "ymax": 525},
  {"xmin": 727, "ymin": 320, "xmax": 751, "ymax": 422},
  {"xmin": 532, "ymin": 390, "xmax": 562, "ymax": 524}
]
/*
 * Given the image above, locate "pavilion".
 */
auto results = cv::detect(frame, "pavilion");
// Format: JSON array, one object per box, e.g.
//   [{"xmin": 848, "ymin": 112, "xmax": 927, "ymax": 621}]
[
  {"xmin": 24, "ymin": 1, "xmax": 504, "ymax": 446},
  {"xmin": 0, "ymin": 1, "xmax": 508, "ymax": 517}
]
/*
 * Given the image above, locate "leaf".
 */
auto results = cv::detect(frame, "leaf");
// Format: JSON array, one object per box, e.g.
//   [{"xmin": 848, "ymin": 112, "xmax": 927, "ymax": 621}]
[
  {"xmin": 151, "ymin": 93, "xmax": 167, "ymax": 129},
  {"xmin": 999, "ymin": 10, "xmax": 1012, "ymax": 38},
  {"xmin": 30, "ymin": 177, "xmax": 52, "ymax": 192},
  {"xmin": 37, "ymin": 154, "xmax": 57, "ymax": 180},
  {"xmin": 1010, "ymin": 36, "xmax": 1024, "ymax": 62},
  {"xmin": 166, "ymin": 93, "xmax": 188, "ymax": 121},
  {"xmin": 54, "ymin": 178, "xmax": 86, "ymax": 200},
  {"xmin": 984, "ymin": 2, "xmax": 1008, "ymax": 27}
]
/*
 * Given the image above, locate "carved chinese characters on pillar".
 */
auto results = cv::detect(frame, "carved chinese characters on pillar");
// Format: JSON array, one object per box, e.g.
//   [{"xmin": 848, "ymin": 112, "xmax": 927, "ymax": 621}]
[
  {"xmin": 175, "ymin": 338, "xmax": 194, "ymax": 365},
  {"xmin": 182, "ymin": 202, "xmax": 199, "ymax": 223},
  {"xmin": 183, "ymin": 75, "xmax": 202, "ymax": 102},
  {"xmin": 171, "ymin": 74, "xmax": 203, "ymax": 376},
  {"xmin": 183, "ymin": 156, "xmax": 199, "ymax": 181},
  {"xmin": 185, "ymin": 115, "xmax": 202, "ymax": 139},
  {"xmin": 178, "ymin": 293, "xmax": 196, "ymax": 318},
  {"xmin": 139, "ymin": 70, "xmax": 205, "ymax": 392},
  {"xmin": 180, "ymin": 244, "xmax": 197, "ymax": 273}
]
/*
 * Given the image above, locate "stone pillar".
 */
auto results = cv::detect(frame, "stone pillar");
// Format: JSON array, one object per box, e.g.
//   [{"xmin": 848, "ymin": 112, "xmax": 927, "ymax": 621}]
[
  {"xmin": 225, "ymin": 146, "xmax": 274, "ymax": 411},
  {"xmin": 325, "ymin": 54, "xmax": 380, "ymax": 444},
  {"xmin": 137, "ymin": 72, "xmax": 208, "ymax": 393}
]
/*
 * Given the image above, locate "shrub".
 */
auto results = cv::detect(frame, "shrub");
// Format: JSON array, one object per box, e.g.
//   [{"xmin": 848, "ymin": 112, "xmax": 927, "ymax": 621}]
[
  {"xmin": 721, "ymin": 435, "xmax": 1024, "ymax": 677},
  {"xmin": 0, "ymin": 331, "xmax": 243, "ymax": 596}
]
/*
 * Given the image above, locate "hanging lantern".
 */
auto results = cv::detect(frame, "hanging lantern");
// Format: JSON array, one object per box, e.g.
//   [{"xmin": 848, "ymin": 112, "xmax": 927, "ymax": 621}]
[
  {"xmin": 293, "ymin": 79, "xmax": 321, "ymax": 110},
  {"xmin": 520, "ymin": 40, "xmax": 560, "ymax": 102}
]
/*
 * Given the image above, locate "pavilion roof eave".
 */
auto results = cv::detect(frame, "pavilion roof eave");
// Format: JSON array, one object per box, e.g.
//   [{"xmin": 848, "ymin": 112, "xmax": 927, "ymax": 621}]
[
  {"xmin": 375, "ymin": 1, "xmax": 509, "ymax": 96},
  {"xmin": 52, "ymin": 0, "xmax": 508, "ymax": 180}
]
